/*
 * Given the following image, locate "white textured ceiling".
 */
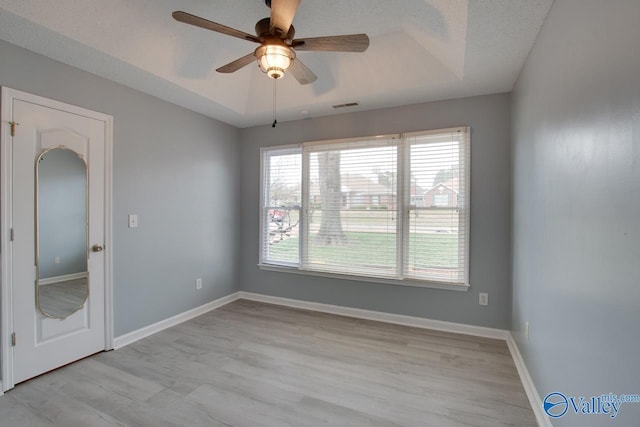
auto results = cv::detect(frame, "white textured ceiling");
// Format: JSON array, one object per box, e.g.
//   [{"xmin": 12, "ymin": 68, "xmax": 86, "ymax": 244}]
[{"xmin": 0, "ymin": 0, "xmax": 552, "ymax": 128}]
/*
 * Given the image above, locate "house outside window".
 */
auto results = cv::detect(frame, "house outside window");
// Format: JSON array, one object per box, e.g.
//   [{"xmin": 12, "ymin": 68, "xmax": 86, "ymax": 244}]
[{"xmin": 260, "ymin": 127, "xmax": 470, "ymax": 287}]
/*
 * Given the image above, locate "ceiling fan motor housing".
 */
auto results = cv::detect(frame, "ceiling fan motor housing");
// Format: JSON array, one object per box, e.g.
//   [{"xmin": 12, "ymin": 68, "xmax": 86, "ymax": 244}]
[{"xmin": 255, "ymin": 17, "xmax": 295, "ymax": 41}]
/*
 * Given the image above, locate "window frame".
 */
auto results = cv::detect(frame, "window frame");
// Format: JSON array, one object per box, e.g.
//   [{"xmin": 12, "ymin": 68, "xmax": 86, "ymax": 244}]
[{"xmin": 258, "ymin": 127, "xmax": 470, "ymax": 291}]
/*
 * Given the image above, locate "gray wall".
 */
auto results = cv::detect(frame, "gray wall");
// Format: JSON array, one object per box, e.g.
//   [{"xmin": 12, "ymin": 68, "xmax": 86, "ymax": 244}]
[
  {"xmin": 38, "ymin": 148, "xmax": 87, "ymax": 278},
  {"xmin": 511, "ymin": 1, "xmax": 640, "ymax": 426},
  {"xmin": 239, "ymin": 93, "xmax": 513, "ymax": 329},
  {"xmin": 0, "ymin": 40, "xmax": 240, "ymax": 336}
]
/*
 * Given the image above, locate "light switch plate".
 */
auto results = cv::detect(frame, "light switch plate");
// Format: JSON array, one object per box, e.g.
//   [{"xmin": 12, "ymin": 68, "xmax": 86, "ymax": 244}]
[
  {"xmin": 128, "ymin": 214, "xmax": 138, "ymax": 228},
  {"xmin": 479, "ymin": 292, "xmax": 489, "ymax": 306}
]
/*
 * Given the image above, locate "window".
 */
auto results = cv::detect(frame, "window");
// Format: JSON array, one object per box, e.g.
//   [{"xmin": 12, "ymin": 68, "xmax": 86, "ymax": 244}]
[
  {"xmin": 260, "ymin": 127, "xmax": 470, "ymax": 287},
  {"xmin": 433, "ymin": 194, "xmax": 450, "ymax": 206},
  {"xmin": 261, "ymin": 147, "xmax": 301, "ymax": 266}
]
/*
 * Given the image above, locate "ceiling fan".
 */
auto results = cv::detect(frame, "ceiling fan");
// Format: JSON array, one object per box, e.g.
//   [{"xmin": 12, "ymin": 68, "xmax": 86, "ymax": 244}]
[{"xmin": 172, "ymin": 0, "xmax": 370, "ymax": 85}]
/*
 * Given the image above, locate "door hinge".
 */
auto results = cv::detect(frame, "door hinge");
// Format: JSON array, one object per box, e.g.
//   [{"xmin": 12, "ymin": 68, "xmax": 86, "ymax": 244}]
[
  {"xmin": 9, "ymin": 121, "xmax": 19, "ymax": 137},
  {"xmin": 11, "ymin": 332, "xmax": 16, "ymax": 346},
  {"xmin": 10, "ymin": 228, "xmax": 14, "ymax": 242}
]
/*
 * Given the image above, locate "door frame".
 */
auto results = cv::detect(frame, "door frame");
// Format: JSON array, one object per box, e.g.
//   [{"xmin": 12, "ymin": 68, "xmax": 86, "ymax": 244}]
[{"xmin": 0, "ymin": 87, "xmax": 114, "ymax": 393}]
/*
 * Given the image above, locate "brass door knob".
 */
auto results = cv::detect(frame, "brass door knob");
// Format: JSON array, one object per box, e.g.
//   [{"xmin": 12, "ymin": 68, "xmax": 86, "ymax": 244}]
[{"xmin": 92, "ymin": 244, "xmax": 104, "ymax": 253}]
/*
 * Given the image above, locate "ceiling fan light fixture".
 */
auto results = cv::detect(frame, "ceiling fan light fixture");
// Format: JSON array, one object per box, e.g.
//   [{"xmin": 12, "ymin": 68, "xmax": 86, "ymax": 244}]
[{"xmin": 256, "ymin": 43, "xmax": 295, "ymax": 79}]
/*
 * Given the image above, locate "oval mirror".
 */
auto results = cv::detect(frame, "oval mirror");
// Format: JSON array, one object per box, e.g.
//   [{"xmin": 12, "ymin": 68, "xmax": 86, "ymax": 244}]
[{"xmin": 36, "ymin": 147, "xmax": 89, "ymax": 319}]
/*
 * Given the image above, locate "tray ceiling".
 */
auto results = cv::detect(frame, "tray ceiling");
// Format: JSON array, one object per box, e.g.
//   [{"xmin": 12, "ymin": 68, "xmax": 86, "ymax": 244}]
[{"xmin": 0, "ymin": 0, "xmax": 553, "ymax": 127}]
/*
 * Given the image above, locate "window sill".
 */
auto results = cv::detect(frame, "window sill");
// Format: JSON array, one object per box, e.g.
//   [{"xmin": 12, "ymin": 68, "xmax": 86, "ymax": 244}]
[{"xmin": 257, "ymin": 264, "xmax": 470, "ymax": 292}]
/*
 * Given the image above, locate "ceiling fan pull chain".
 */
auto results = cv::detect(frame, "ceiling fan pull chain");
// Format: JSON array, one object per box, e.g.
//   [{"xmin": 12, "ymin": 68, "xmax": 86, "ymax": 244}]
[{"xmin": 272, "ymin": 79, "xmax": 278, "ymax": 128}]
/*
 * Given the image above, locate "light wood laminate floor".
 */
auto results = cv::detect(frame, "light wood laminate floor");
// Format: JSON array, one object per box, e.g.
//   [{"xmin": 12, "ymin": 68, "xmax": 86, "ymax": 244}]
[{"xmin": 0, "ymin": 299, "xmax": 537, "ymax": 426}]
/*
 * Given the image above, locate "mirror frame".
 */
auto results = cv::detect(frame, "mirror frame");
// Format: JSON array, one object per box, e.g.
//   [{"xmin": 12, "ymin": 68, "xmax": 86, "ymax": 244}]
[{"xmin": 35, "ymin": 146, "xmax": 90, "ymax": 319}]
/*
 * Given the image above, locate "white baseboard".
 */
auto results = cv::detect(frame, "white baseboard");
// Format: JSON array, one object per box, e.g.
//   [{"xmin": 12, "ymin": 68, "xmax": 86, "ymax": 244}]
[
  {"xmin": 112, "ymin": 292, "xmax": 240, "ymax": 349},
  {"xmin": 238, "ymin": 291, "xmax": 509, "ymax": 340},
  {"xmin": 506, "ymin": 332, "xmax": 552, "ymax": 427},
  {"xmin": 39, "ymin": 272, "xmax": 88, "ymax": 286}
]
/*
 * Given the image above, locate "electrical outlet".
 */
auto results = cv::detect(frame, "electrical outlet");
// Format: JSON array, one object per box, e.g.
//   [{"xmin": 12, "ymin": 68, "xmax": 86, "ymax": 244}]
[
  {"xmin": 54, "ymin": 256, "xmax": 61, "ymax": 264},
  {"xmin": 195, "ymin": 278, "xmax": 202, "ymax": 290},
  {"xmin": 525, "ymin": 321, "xmax": 530, "ymax": 341},
  {"xmin": 128, "ymin": 214, "xmax": 138, "ymax": 228},
  {"xmin": 479, "ymin": 293, "xmax": 489, "ymax": 306}
]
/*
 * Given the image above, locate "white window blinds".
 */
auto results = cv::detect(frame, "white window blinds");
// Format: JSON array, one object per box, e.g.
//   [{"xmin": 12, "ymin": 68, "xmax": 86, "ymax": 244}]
[
  {"xmin": 303, "ymin": 136, "xmax": 399, "ymax": 277},
  {"xmin": 260, "ymin": 127, "xmax": 470, "ymax": 287},
  {"xmin": 404, "ymin": 129, "xmax": 469, "ymax": 285},
  {"xmin": 261, "ymin": 147, "xmax": 302, "ymax": 266}
]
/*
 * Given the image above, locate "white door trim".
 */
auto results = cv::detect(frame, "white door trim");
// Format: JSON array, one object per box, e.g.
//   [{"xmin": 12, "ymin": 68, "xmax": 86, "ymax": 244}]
[{"xmin": 0, "ymin": 87, "xmax": 114, "ymax": 392}]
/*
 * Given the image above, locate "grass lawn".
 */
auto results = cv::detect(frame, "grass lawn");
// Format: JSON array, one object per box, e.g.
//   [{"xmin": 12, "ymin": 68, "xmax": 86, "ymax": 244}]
[{"xmin": 267, "ymin": 231, "xmax": 459, "ymax": 269}]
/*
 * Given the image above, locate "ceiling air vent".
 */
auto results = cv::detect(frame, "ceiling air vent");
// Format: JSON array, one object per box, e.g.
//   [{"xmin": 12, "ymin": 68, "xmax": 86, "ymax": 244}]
[{"xmin": 333, "ymin": 102, "xmax": 359, "ymax": 109}]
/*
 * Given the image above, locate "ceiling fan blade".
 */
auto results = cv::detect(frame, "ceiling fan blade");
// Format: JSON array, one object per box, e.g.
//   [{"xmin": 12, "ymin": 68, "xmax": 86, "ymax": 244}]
[
  {"xmin": 289, "ymin": 58, "xmax": 317, "ymax": 85},
  {"xmin": 269, "ymin": 0, "xmax": 301, "ymax": 34},
  {"xmin": 293, "ymin": 34, "xmax": 370, "ymax": 52},
  {"xmin": 216, "ymin": 52, "xmax": 257, "ymax": 73},
  {"xmin": 172, "ymin": 11, "xmax": 260, "ymax": 43}
]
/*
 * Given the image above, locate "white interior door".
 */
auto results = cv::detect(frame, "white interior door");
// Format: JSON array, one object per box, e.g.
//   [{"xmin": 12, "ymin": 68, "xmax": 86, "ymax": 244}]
[{"xmin": 3, "ymin": 89, "xmax": 112, "ymax": 386}]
